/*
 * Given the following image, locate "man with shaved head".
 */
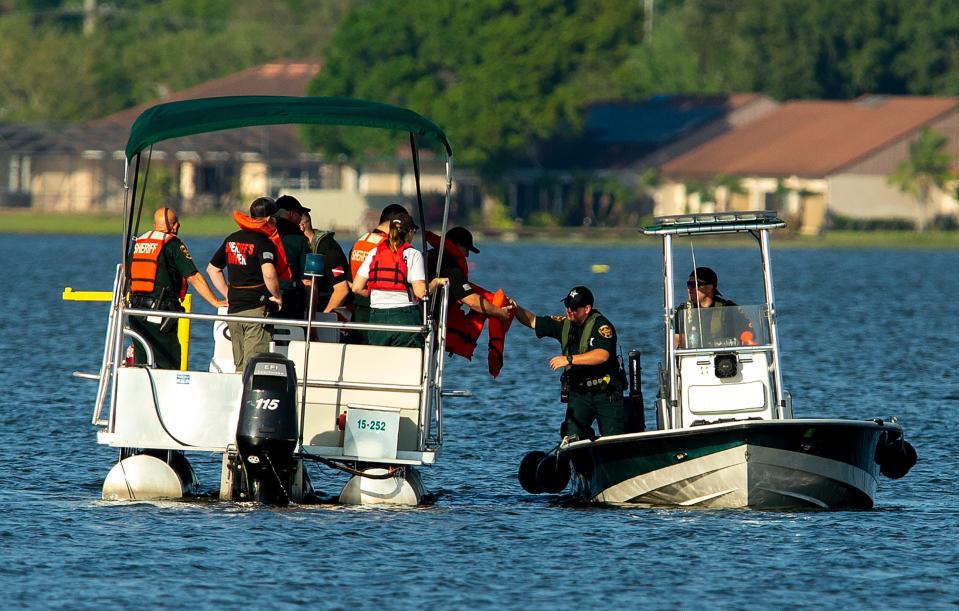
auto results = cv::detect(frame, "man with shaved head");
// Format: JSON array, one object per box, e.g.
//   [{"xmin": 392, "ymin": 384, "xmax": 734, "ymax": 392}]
[{"xmin": 127, "ymin": 207, "xmax": 226, "ymax": 369}]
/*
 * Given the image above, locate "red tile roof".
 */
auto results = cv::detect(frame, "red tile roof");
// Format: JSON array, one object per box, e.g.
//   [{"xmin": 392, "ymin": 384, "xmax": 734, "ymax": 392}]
[
  {"xmin": 662, "ymin": 95, "xmax": 959, "ymax": 179},
  {"xmin": 91, "ymin": 59, "xmax": 322, "ymax": 129}
]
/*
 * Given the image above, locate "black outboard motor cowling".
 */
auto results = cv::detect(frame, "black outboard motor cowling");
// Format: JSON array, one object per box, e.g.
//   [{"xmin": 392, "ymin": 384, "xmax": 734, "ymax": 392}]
[{"xmin": 236, "ymin": 353, "xmax": 299, "ymax": 505}]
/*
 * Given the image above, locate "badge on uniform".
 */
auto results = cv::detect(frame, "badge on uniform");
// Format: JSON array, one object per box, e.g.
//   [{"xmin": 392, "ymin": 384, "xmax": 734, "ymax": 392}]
[
  {"xmin": 598, "ymin": 324, "xmax": 613, "ymax": 338},
  {"xmin": 180, "ymin": 243, "xmax": 192, "ymax": 260},
  {"xmin": 550, "ymin": 314, "xmax": 565, "ymax": 322}
]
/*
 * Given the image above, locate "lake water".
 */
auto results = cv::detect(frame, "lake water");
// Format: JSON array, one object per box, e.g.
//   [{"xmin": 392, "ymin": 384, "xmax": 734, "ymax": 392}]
[{"xmin": 0, "ymin": 233, "xmax": 956, "ymax": 609}]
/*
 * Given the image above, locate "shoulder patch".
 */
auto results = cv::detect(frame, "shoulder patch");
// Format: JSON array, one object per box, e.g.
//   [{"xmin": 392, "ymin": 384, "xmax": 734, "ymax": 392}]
[
  {"xmin": 179, "ymin": 243, "xmax": 192, "ymax": 261},
  {"xmin": 550, "ymin": 314, "xmax": 565, "ymax": 322},
  {"xmin": 597, "ymin": 324, "xmax": 613, "ymax": 338}
]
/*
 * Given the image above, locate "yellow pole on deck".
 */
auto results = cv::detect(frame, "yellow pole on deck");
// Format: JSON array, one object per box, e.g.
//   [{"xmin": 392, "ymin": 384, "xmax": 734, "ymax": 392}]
[
  {"xmin": 63, "ymin": 288, "xmax": 194, "ymax": 371},
  {"xmin": 178, "ymin": 294, "xmax": 192, "ymax": 370}
]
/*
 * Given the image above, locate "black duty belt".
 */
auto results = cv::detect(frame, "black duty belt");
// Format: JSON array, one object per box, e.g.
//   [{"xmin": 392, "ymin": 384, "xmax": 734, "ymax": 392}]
[{"xmin": 129, "ymin": 295, "xmax": 180, "ymax": 310}]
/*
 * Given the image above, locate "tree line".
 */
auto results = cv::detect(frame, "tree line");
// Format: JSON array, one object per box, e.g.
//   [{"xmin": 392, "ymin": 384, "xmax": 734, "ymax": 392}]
[{"xmin": 4, "ymin": 0, "xmax": 959, "ymax": 227}]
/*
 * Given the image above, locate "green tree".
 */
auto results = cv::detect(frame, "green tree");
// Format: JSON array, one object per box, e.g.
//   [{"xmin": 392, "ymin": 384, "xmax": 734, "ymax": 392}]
[
  {"xmin": 305, "ymin": 0, "xmax": 645, "ymax": 175},
  {"xmin": 888, "ymin": 127, "xmax": 955, "ymax": 231}
]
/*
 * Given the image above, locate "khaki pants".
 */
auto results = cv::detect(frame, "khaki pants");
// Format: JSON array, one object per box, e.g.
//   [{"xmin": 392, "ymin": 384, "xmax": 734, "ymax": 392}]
[{"xmin": 228, "ymin": 305, "xmax": 270, "ymax": 373}]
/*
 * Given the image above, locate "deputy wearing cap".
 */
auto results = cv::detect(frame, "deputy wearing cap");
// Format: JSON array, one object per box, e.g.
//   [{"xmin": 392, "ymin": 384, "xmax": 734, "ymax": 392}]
[
  {"xmin": 273, "ymin": 194, "xmax": 311, "ymax": 319},
  {"xmin": 512, "ymin": 286, "xmax": 626, "ymax": 439}
]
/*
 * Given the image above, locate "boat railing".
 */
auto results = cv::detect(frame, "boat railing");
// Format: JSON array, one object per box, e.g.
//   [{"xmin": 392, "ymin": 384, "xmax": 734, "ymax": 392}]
[
  {"xmin": 95, "ymin": 282, "xmax": 453, "ymax": 455},
  {"xmin": 673, "ymin": 344, "xmax": 775, "ymax": 357}
]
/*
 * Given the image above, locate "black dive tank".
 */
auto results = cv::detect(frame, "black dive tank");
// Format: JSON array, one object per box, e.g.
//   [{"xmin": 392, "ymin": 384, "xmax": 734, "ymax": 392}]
[
  {"xmin": 236, "ymin": 353, "xmax": 299, "ymax": 505},
  {"xmin": 624, "ymin": 350, "xmax": 646, "ymax": 433}
]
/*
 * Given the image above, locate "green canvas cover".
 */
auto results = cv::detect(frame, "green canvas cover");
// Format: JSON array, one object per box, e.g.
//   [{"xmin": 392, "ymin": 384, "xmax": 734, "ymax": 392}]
[{"xmin": 125, "ymin": 95, "xmax": 452, "ymax": 160}]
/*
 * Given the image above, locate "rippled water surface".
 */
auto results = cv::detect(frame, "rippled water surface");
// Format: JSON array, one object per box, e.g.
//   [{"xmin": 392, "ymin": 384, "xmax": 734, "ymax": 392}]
[{"xmin": 1, "ymin": 233, "xmax": 957, "ymax": 609}]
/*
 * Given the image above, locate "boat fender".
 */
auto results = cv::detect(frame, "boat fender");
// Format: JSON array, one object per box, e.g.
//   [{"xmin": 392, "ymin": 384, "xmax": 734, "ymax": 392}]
[
  {"xmin": 519, "ymin": 451, "xmax": 547, "ymax": 494},
  {"xmin": 535, "ymin": 452, "xmax": 571, "ymax": 494},
  {"xmin": 876, "ymin": 431, "xmax": 917, "ymax": 479}
]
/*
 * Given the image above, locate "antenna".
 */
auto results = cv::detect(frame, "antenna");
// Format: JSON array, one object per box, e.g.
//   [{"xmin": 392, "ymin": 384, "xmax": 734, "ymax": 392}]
[{"xmin": 689, "ymin": 242, "xmax": 705, "ymax": 346}]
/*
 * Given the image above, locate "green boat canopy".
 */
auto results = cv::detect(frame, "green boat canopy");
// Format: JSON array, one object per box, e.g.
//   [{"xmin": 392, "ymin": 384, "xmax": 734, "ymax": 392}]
[{"xmin": 125, "ymin": 95, "xmax": 452, "ymax": 160}]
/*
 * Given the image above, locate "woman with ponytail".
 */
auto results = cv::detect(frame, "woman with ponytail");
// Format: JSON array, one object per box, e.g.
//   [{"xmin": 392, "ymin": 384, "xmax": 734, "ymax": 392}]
[{"xmin": 352, "ymin": 212, "xmax": 443, "ymax": 347}]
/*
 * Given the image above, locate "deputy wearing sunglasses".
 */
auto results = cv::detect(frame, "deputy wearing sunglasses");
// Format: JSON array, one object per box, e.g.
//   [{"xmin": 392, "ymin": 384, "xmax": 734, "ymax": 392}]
[
  {"xmin": 511, "ymin": 286, "xmax": 626, "ymax": 440},
  {"xmin": 675, "ymin": 266, "xmax": 751, "ymax": 349}
]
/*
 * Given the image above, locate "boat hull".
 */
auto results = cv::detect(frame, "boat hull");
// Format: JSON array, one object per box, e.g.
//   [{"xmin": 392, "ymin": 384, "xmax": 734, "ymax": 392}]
[{"xmin": 562, "ymin": 419, "xmax": 896, "ymax": 509}]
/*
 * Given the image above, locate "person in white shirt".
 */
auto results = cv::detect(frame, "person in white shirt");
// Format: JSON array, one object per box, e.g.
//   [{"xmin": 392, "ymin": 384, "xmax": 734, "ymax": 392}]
[{"xmin": 352, "ymin": 213, "xmax": 444, "ymax": 347}]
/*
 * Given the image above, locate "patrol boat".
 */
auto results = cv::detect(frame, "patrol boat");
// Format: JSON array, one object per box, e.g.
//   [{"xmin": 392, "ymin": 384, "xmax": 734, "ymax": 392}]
[
  {"xmin": 520, "ymin": 212, "xmax": 916, "ymax": 509},
  {"xmin": 66, "ymin": 96, "xmax": 463, "ymax": 506}
]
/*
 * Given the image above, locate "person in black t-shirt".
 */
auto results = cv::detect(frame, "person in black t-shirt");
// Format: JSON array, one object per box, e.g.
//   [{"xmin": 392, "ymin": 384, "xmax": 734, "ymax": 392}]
[{"xmin": 207, "ymin": 197, "xmax": 283, "ymax": 371}]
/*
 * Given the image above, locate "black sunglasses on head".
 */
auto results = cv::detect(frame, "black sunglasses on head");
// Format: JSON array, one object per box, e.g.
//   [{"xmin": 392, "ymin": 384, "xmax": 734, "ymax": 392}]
[{"xmin": 687, "ymin": 280, "xmax": 710, "ymax": 288}]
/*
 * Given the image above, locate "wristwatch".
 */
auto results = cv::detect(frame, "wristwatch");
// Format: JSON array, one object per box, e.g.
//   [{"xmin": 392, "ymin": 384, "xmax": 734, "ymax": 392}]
[{"xmin": 567, "ymin": 355, "xmax": 573, "ymax": 366}]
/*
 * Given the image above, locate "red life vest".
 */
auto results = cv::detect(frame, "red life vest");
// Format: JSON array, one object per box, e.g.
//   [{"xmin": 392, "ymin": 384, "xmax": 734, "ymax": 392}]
[
  {"xmin": 129, "ymin": 230, "xmax": 187, "ymax": 299},
  {"xmin": 350, "ymin": 229, "xmax": 387, "ymax": 279},
  {"xmin": 231, "ymin": 211, "xmax": 292, "ymax": 282},
  {"xmin": 368, "ymin": 241, "xmax": 412, "ymax": 291}
]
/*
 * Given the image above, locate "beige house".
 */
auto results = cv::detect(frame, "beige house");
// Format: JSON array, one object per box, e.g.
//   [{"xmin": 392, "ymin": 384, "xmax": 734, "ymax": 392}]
[{"xmin": 659, "ymin": 96, "xmax": 959, "ymax": 233}]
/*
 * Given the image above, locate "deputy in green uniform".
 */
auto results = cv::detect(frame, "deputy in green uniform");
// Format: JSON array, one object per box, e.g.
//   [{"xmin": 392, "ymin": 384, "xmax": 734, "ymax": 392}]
[
  {"xmin": 512, "ymin": 286, "xmax": 626, "ymax": 439},
  {"xmin": 127, "ymin": 207, "xmax": 227, "ymax": 369}
]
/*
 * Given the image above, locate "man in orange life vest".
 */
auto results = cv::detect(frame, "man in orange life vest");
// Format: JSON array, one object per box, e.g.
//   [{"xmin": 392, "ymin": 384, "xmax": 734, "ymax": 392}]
[
  {"xmin": 207, "ymin": 197, "xmax": 288, "ymax": 372},
  {"xmin": 348, "ymin": 203, "xmax": 410, "ymax": 339},
  {"xmin": 426, "ymin": 226, "xmax": 514, "ymax": 376},
  {"xmin": 127, "ymin": 207, "xmax": 226, "ymax": 369}
]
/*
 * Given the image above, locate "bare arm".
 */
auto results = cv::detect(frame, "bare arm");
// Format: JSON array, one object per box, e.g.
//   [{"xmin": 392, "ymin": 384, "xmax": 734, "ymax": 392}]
[
  {"xmin": 352, "ymin": 274, "xmax": 368, "ymax": 295},
  {"xmin": 511, "ymin": 301, "xmax": 537, "ymax": 329},
  {"xmin": 186, "ymin": 271, "xmax": 227, "ymax": 308},
  {"xmin": 411, "ymin": 279, "xmax": 427, "ymax": 300},
  {"xmin": 261, "ymin": 262, "xmax": 282, "ymax": 307},
  {"xmin": 206, "ymin": 263, "xmax": 229, "ymax": 299},
  {"xmin": 462, "ymin": 293, "xmax": 512, "ymax": 323},
  {"xmin": 324, "ymin": 281, "xmax": 351, "ymax": 312}
]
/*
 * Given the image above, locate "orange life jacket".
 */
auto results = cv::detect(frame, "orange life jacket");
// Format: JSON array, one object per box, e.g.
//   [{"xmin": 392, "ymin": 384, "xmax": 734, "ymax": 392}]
[
  {"xmin": 445, "ymin": 306, "xmax": 486, "ymax": 361},
  {"xmin": 129, "ymin": 230, "xmax": 187, "ymax": 299},
  {"xmin": 350, "ymin": 229, "xmax": 388, "ymax": 279},
  {"xmin": 368, "ymin": 241, "xmax": 412, "ymax": 292},
  {"xmin": 231, "ymin": 211, "xmax": 292, "ymax": 282},
  {"xmin": 486, "ymin": 288, "xmax": 514, "ymax": 378}
]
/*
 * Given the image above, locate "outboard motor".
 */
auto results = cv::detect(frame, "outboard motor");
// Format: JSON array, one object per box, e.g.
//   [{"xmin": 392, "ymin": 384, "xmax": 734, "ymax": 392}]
[{"xmin": 235, "ymin": 353, "xmax": 299, "ymax": 505}]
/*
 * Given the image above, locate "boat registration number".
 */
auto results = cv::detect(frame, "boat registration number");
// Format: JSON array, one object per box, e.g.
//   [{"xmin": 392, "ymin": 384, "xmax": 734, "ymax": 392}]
[{"xmin": 356, "ymin": 419, "xmax": 387, "ymax": 432}]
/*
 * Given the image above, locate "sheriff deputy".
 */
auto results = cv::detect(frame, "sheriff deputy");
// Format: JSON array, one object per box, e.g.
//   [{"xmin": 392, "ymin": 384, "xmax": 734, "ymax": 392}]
[
  {"xmin": 512, "ymin": 286, "xmax": 626, "ymax": 439},
  {"xmin": 127, "ymin": 207, "xmax": 227, "ymax": 369}
]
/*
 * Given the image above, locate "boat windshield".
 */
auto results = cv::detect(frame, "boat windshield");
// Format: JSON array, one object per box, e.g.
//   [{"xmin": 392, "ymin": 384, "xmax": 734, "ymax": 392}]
[{"xmin": 674, "ymin": 304, "xmax": 770, "ymax": 349}]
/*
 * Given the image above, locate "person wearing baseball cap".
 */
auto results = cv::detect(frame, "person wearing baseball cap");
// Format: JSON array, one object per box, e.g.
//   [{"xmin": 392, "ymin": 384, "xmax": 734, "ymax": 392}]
[
  {"xmin": 512, "ymin": 286, "xmax": 625, "ymax": 439},
  {"xmin": 207, "ymin": 196, "xmax": 285, "ymax": 371},
  {"xmin": 675, "ymin": 266, "xmax": 752, "ymax": 348},
  {"xmin": 426, "ymin": 226, "xmax": 511, "ymax": 324},
  {"xmin": 272, "ymin": 195, "xmax": 311, "ymax": 319}
]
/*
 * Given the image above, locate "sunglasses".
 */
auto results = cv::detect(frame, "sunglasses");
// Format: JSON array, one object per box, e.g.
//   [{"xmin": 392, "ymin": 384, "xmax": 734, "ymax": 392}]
[{"xmin": 687, "ymin": 280, "xmax": 711, "ymax": 289}]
